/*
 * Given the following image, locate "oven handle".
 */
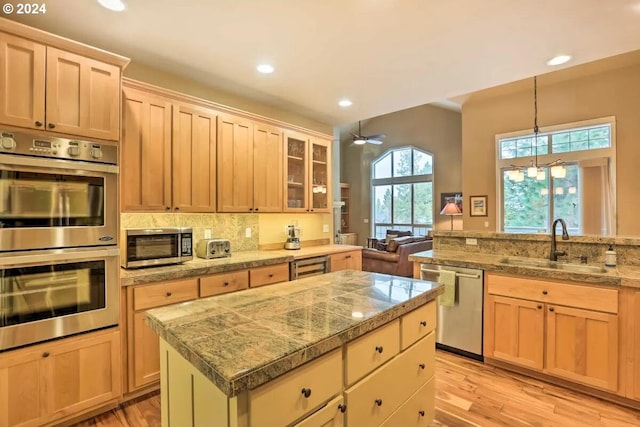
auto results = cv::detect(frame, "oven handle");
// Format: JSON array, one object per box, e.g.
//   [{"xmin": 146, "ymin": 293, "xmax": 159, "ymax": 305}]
[
  {"xmin": 0, "ymin": 153, "xmax": 118, "ymax": 174},
  {"xmin": 0, "ymin": 247, "xmax": 119, "ymax": 267}
]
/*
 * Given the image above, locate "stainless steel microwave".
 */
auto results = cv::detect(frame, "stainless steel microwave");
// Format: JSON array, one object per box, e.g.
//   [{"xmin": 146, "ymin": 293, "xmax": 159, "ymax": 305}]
[{"xmin": 122, "ymin": 227, "xmax": 193, "ymax": 268}]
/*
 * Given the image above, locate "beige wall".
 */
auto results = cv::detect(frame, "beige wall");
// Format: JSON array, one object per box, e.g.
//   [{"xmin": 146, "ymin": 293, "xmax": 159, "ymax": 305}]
[
  {"xmin": 124, "ymin": 62, "xmax": 332, "ymax": 135},
  {"xmin": 341, "ymin": 105, "xmax": 462, "ymax": 244},
  {"xmin": 462, "ymin": 59, "xmax": 640, "ymax": 236}
]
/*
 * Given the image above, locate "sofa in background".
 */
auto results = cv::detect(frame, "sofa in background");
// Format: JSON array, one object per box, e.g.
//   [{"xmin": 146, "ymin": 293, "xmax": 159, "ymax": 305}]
[{"xmin": 362, "ymin": 234, "xmax": 433, "ymax": 277}]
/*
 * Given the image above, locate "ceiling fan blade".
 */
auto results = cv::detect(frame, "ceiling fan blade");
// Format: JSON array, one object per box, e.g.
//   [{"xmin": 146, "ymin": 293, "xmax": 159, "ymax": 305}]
[
  {"xmin": 367, "ymin": 139, "xmax": 384, "ymax": 145},
  {"xmin": 365, "ymin": 133, "xmax": 386, "ymax": 139}
]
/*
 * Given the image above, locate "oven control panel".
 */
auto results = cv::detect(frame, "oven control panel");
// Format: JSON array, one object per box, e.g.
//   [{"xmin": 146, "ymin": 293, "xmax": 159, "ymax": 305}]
[{"xmin": 0, "ymin": 131, "xmax": 117, "ymax": 164}]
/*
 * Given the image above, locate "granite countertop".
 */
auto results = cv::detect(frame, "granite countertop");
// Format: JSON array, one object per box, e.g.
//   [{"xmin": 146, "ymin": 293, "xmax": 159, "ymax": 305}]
[
  {"xmin": 409, "ymin": 249, "xmax": 640, "ymax": 288},
  {"xmin": 145, "ymin": 270, "xmax": 443, "ymax": 397},
  {"xmin": 121, "ymin": 244, "xmax": 363, "ymax": 286}
]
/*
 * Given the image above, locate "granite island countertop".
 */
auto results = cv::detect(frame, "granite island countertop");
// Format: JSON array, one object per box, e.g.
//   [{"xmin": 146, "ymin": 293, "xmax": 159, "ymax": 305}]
[
  {"xmin": 409, "ymin": 249, "xmax": 640, "ymax": 288},
  {"xmin": 121, "ymin": 244, "xmax": 362, "ymax": 286},
  {"xmin": 145, "ymin": 270, "xmax": 443, "ymax": 397}
]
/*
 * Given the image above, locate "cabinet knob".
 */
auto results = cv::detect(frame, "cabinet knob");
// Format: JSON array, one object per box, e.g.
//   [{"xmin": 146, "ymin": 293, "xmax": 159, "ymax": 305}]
[
  {"xmin": 419, "ymin": 363, "xmax": 425, "ymax": 369},
  {"xmin": 269, "ymin": 274, "xmax": 274, "ymax": 278},
  {"xmin": 166, "ymin": 292, "xmax": 172, "ymax": 297},
  {"xmin": 310, "ymin": 209, "xmax": 314, "ymax": 212},
  {"xmin": 35, "ymin": 120, "xmax": 43, "ymax": 127},
  {"xmin": 338, "ymin": 404, "xmax": 347, "ymax": 413},
  {"xmin": 47, "ymin": 123, "xmax": 55, "ymax": 129},
  {"xmin": 537, "ymin": 304, "xmax": 542, "ymax": 309},
  {"xmin": 301, "ymin": 388, "xmax": 312, "ymax": 398},
  {"xmin": 375, "ymin": 399, "xmax": 383, "ymax": 407},
  {"xmin": 549, "ymin": 307, "xmax": 555, "ymax": 312},
  {"xmin": 175, "ymin": 207, "xmax": 180, "ymax": 211},
  {"xmin": 419, "ymin": 410, "xmax": 425, "ymax": 417},
  {"xmin": 166, "ymin": 206, "xmax": 171, "ymax": 211},
  {"xmin": 223, "ymin": 282, "xmax": 229, "ymax": 287},
  {"xmin": 254, "ymin": 208, "xmax": 259, "ymax": 212},
  {"xmin": 346, "ymin": 255, "xmax": 351, "ymax": 259},
  {"xmin": 42, "ymin": 351, "xmax": 50, "ymax": 358},
  {"xmin": 375, "ymin": 346, "xmax": 384, "ymax": 354},
  {"xmin": 249, "ymin": 208, "xmax": 253, "ymax": 212},
  {"xmin": 420, "ymin": 320, "xmax": 427, "ymax": 327},
  {"xmin": 542, "ymin": 290, "xmax": 548, "ymax": 295}
]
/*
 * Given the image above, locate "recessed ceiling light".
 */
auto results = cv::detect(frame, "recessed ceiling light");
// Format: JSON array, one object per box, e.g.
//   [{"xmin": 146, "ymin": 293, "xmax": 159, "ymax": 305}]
[
  {"xmin": 257, "ymin": 64, "xmax": 274, "ymax": 74},
  {"xmin": 338, "ymin": 99, "xmax": 352, "ymax": 107},
  {"xmin": 546, "ymin": 55, "xmax": 572, "ymax": 66},
  {"xmin": 97, "ymin": 0, "xmax": 126, "ymax": 11}
]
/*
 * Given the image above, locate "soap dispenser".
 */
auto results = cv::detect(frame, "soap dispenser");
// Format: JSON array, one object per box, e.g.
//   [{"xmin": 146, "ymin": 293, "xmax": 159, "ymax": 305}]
[{"xmin": 605, "ymin": 245, "xmax": 617, "ymax": 267}]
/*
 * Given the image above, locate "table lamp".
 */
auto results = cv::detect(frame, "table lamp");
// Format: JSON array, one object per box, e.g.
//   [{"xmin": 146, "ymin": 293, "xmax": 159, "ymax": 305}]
[{"xmin": 440, "ymin": 201, "xmax": 462, "ymax": 231}]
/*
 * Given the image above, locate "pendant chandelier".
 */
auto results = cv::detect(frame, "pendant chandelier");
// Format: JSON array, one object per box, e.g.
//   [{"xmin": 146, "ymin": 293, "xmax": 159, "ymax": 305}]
[{"xmin": 507, "ymin": 76, "xmax": 565, "ymax": 181}]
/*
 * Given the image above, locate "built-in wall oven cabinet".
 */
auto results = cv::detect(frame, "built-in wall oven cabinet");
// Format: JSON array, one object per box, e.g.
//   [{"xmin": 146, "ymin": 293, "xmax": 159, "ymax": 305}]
[
  {"xmin": 0, "ymin": 130, "xmax": 118, "ymax": 251},
  {"xmin": 0, "ymin": 247, "xmax": 119, "ymax": 351}
]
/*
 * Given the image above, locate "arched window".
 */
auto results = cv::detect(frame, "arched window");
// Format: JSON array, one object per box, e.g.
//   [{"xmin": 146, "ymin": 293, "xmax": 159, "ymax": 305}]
[{"xmin": 371, "ymin": 147, "xmax": 434, "ymax": 238}]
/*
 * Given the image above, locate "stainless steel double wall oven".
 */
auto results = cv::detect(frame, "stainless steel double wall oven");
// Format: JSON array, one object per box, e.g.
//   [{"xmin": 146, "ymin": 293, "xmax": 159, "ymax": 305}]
[{"xmin": 0, "ymin": 129, "xmax": 119, "ymax": 351}]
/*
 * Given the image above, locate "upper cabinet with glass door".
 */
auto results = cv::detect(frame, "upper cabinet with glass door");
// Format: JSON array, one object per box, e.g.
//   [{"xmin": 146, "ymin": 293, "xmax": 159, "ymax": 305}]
[{"xmin": 284, "ymin": 132, "xmax": 331, "ymax": 213}]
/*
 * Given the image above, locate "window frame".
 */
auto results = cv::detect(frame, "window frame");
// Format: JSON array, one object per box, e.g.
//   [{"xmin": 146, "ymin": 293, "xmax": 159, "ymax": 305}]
[
  {"xmin": 496, "ymin": 116, "xmax": 616, "ymax": 235},
  {"xmin": 371, "ymin": 146, "xmax": 434, "ymax": 238}
]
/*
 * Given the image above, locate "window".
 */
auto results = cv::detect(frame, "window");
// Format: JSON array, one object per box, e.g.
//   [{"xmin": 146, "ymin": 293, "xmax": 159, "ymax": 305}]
[
  {"xmin": 497, "ymin": 117, "xmax": 616, "ymax": 235},
  {"xmin": 372, "ymin": 147, "xmax": 433, "ymax": 238}
]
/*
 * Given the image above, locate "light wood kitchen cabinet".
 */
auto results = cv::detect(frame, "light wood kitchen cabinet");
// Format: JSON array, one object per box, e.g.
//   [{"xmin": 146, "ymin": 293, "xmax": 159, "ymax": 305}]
[
  {"xmin": 217, "ymin": 116, "xmax": 283, "ymax": 213},
  {"xmin": 485, "ymin": 272, "xmax": 619, "ymax": 392},
  {"xmin": 121, "ymin": 86, "xmax": 172, "ymax": 211},
  {"xmin": 329, "ymin": 250, "xmax": 362, "ymax": 272},
  {"xmin": 0, "ymin": 328, "xmax": 121, "ymax": 427},
  {"xmin": 127, "ymin": 278, "xmax": 198, "ymax": 392},
  {"xmin": 0, "ymin": 33, "xmax": 121, "ymax": 141},
  {"xmin": 172, "ymin": 103, "xmax": 217, "ymax": 212},
  {"xmin": 122, "ymin": 85, "xmax": 217, "ymax": 212},
  {"xmin": 284, "ymin": 131, "xmax": 332, "ymax": 213},
  {"xmin": 249, "ymin": 263, "xmax": 290, "ymax": 287},
  {"xmin": 200, "ymin": 270, "xmax": 249, "ymax": 297},
  {"xmin": 625, "ymin": 289, "xmax": 640, "ymax": 400}
]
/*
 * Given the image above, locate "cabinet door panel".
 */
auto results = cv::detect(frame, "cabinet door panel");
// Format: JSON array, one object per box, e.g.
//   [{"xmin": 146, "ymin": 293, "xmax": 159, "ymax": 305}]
[
  {"xmin": 46, "ymin": 48, "xmax": 120, "ymax": 140},
  {"xmin": 217, "ymin": 114, "xmax": 253, "ymax": 212},
  {"xmin": 546, "ymin": 305, "xmax": 618, "ymax": 391},
  {"xmin": 0, "ymin": 350, "xmax": 44, "ymax": 427},
  {"xmin": 253, "ymin": 124, "xmax": 282, "ymax": 212},
  {"xmin": 0, "ymin": 32, "xmax": 45, "ymax": 130},
  {"xmin": 121, "ymin": 88, "xmax": 172, "ymax": 211},
  {"xmin": 284, "ymin": 132, "xmax": 309, "ymax": 212},
  {"xmin": 484, "ymin": 295, "xmax": 544, "ymax": 370},
  {"xmin": 132, "ymin": 311, "xmax": 161, "ymax": 389},
  {"xmin": 173, "ymin": 104, "xmax": 217, "ymax": 212},
  {"xmin": 632, "ymin": 290, "xmax": 640, "ymax": 400},
  {"xmin": 310, "ymin": 139, "xmax": 331, "ymax": 213}
]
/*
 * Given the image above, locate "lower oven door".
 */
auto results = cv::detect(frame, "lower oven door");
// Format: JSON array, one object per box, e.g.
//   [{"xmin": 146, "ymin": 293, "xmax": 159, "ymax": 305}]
[{"xmin": 0, "ymin": 247, "xmax": 119, "ymax": 351}]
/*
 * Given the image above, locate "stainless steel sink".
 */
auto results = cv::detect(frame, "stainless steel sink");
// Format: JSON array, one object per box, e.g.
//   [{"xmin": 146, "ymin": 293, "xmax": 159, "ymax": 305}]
[{"xmin": 498, "ymin": 257, "xmax": 608, "ymax": 274}]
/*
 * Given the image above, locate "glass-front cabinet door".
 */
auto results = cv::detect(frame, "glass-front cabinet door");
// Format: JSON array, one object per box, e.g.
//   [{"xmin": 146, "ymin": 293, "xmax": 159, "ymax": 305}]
[
  {"xmin": 285, "ymin": 133, "xmax": 308, "ymax": 211},
  {"xmin": 310, "ymin": 139, "xmax": 331, "ymax": 212}
]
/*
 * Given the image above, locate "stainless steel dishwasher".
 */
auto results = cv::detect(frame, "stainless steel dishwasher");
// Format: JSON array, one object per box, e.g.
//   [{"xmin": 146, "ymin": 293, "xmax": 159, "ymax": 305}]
[{"xmin": 420, "ymin": 264, "xmax": 484, "ymax": 360}]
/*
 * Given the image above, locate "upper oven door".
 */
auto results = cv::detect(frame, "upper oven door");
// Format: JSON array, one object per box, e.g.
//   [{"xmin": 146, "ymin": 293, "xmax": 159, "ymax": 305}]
[{"xmin": 0, "ymin": 154, "xmax": 118, "ymax": 251}]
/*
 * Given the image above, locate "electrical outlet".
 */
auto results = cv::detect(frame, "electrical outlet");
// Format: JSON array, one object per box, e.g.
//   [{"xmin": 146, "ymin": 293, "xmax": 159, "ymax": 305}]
[
  {"xmin": 203, "ymin": 229, "xmax": 212, "ymax": 239},
  {"xmin": 245, "ymin": 228, "xmax": 251, "ymax": 238},
  {"xmin": 466, "ymin": 238, "xmax": 478, "ymax": 246},
  {"xmin": 323, "ymin": 224, "xmax": 329, "ymax": 232},
  {"xmin": 484, "ymin": 221, "xmax": 489, "ymax": 228},
  {"xmin": 364, "ymin": 218, "xmax": 369, "ymax": 223}
]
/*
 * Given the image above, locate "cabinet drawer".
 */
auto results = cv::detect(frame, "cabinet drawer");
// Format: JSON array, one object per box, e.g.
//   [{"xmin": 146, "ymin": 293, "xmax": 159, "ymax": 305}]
[
  {"xmin": 248, "ymin": 349, "xmax": 342, "ymax": 427},
  {"xmin": 345, "ymin": 319, "xmax": 400, "ymax": 386},
  {"xmin": 292, "ymin": 395, "xmax": 344, "ymax": 427},
  {"xmin": 133, "ymin": 278, "xmax": 198, "ymax": 311},
  {"xmin": 249, "ymin": 263, "xmax": 289, "ymax": 287},
  {"xmin": 199, "ymin": 270, "xmax": 248, "ymax": 297},
  {"xmin": 401, "ymin": 301, "xmax": 437, "ymax": 349},
  {"xmin": 487, "ymin": 274, "xmax": 618, "ymax": 314},
  {"xmin": 380, "ymin": 377, "xmax": 435, "ymax": 427},
  {"xmin": 345, "ymin": 332, "xmax": 435, "ymax": 427}
]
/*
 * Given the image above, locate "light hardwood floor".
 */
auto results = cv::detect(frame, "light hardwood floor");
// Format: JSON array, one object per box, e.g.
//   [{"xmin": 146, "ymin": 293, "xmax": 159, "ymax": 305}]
[{"xmin": 72, "ymin": 351, "xmax": 640, "ymax": 427}]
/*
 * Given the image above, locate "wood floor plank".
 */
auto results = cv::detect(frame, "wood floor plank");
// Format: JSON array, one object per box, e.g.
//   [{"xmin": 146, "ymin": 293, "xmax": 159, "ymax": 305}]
[{"xmin": 72, "ymin": 351, "xmax": 640, "ymax": 427}]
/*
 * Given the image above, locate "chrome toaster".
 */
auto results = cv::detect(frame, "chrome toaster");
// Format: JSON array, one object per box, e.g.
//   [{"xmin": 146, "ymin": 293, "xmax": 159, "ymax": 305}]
[{"xmin": 195, "ymin": 238, "xmax": 231, "ymax": 259}]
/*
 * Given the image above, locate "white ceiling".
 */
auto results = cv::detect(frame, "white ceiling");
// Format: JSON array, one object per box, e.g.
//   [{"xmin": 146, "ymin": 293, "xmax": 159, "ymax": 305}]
[{"xmin": 7, "ymin": 0, "xmax": 640, "ymax": 126}]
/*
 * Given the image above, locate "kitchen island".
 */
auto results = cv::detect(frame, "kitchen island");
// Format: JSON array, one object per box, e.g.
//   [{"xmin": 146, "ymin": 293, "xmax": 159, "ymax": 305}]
[{"xmin": 146, "ymin": 270, "xmax": 443, "ymax": 427}]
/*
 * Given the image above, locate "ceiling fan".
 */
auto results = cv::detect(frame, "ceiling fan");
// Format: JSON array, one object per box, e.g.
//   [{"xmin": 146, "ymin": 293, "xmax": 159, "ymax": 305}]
[{"xmin": 352, "ymin": 121, "xmax": 386, "ymax": 145}]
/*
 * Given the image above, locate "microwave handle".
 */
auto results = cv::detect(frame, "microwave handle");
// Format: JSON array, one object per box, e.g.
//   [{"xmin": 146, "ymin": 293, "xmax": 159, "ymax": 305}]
[{"xmin": 0, "ymin": 248, "xmax": 120, "ymax": 268}]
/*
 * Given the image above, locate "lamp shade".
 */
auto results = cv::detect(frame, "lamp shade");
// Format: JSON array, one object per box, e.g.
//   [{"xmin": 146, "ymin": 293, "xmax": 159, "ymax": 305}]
[{"xmin": 440, "ymin": 201, "xmax": 462, "ymax": 215}]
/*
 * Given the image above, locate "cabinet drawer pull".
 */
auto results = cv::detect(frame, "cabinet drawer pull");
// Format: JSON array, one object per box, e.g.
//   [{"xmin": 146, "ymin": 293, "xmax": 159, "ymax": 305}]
[
  {"xmin": 375, "ymin": 399, "xmax": 383, "ymax": 407},
  {"xmin": 48, "ymin": 123, "xmax": 55, "ymax": 129},
  {"xmin": 166, "ymin": 291, "xmax": 172, "ymax": 297},
  {"xmin": 419, "ymin": 363, "xmax": 425, "ymax": 369},
  {"xmin": 338, "ymin": 404, "xmax": 347, "ymax": 413},
  {"xmin": 223, "ymin": 282, "xmax": 229, "ymax": 287},
  {"xmin": 268, "ymin": 273, "xmax": 274, "ymax": 278},
  {"xmin": 301, "ymin": 388, "xmax": 312, "ymax": 398},
  {"xmin": 420, "ymin": 320, "xmax": 427, "ymax": 327},
  {"xmin": 42, "ymin": 351, "xmax": 50, "ymax": 358},
  {"xmin": 346, "ymin": 255, "xmax": 351, "ymax": 259},
  {"xmin": 549, "ymin": 307, "xmax": 555, "ymax": 312},
  {"xmin": 537, "ymin": 304, "xmax": 542, "ymax": 309},
  {"xmin": 419, "ymin": 410, "xmax": 425, "ymax": 417},
  {"xmin": 35, "ymin": 120, "xmax": 43, "ymax": 127},
  {"xmin": 542, "ymin": 290, "xmax": 548, "ymax": 295},
  {"xmin": 375, "ymin": 346, "xmax": 384, "ymax": 353}
]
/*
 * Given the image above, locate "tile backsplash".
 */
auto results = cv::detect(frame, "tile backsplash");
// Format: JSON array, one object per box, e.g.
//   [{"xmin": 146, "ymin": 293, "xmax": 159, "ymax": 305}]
[{"xmin": 121, "ymin": 213, "xmax": 259, "ymax": 252}]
